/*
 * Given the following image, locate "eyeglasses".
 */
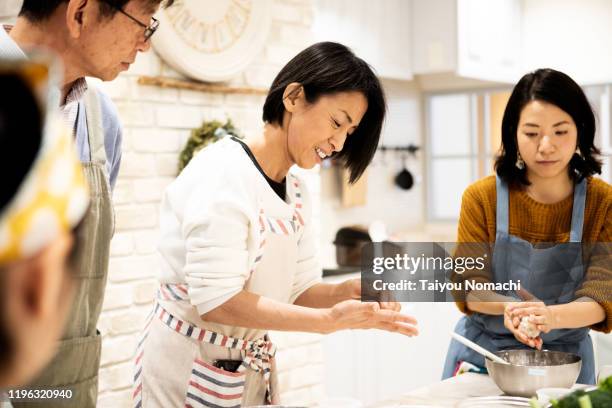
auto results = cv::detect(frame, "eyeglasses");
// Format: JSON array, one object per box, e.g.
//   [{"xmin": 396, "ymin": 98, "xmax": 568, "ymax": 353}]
[{"xmin": 107, "ymin": 2, "xmax": 159, "ymax": 41}]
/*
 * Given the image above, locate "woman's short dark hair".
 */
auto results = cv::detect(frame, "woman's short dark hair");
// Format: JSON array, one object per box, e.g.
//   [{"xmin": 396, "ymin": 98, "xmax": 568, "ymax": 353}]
[
  {"xmin": 495, "ymin": 68, "xmax": 602, "ymax": 186},
  {"xmin": 263, "ymin": 42, "xmax": 386, "ymax": 183},
  {"xmin": 19, "ymin": 0, "xmax": 174, "ymax": 22}
]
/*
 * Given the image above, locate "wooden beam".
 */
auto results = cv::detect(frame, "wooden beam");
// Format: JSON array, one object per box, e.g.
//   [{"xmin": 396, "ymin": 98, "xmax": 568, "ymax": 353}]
[{"xmin": 137, "ymin": 76, "xmax": 269, "ymax": 95}]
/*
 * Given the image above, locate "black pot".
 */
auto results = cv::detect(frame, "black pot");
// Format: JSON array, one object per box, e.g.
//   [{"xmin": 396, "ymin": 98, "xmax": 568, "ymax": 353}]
[
  {"xmin": 395, "ymin": 167, "xmax": 414, "ymax": 190},
  {"xmin": 334, "ymin": 227, "xmax": 371, "ymax": 267}
]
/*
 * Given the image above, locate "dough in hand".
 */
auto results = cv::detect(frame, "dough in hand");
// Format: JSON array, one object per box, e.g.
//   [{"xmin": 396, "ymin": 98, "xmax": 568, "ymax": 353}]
[{"xmin": 519, "ymin": 315, "xmax": 540, "ymax": 338}]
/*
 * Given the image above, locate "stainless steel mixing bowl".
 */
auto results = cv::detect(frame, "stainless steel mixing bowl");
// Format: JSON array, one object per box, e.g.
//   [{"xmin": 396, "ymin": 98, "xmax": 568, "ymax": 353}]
[{"xmin": 485, "ymin": 349, "xmax": 582, "ymax": 398}]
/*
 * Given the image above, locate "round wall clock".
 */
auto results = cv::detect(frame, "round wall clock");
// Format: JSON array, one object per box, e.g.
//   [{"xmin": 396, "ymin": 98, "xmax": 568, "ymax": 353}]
[{"xmin": 152, "ymin": 0, "xmax": 273, "ymax": 82}]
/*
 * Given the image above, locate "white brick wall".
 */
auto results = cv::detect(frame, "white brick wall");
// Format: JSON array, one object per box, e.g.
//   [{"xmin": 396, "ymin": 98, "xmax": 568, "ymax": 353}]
[
  {"xmin": 95, "ymin": 1, "xmax": 324, "ymax": 407},
  {"xmin": 0, "ymin": 0, "xmax": 20, "ymax": 24}
]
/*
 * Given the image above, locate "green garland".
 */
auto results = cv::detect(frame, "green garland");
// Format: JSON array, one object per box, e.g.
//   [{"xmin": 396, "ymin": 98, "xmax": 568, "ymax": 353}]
[{"xmin": 178, "ymin": 119, "xmax": 242, "ymax": 173}]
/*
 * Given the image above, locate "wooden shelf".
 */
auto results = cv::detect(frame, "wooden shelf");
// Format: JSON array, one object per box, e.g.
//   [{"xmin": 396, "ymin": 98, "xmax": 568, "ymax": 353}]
[{"xmin": 137, "ymin": 76, "xmax": 268, "ymax": 95}]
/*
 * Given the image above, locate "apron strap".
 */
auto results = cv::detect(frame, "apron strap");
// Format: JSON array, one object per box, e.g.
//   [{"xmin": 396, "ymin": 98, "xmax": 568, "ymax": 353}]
[
  {"xmin": 495, "ymin": 175, "xmax": 510, "ymax": 235},
  {"xmin": 249, "ymin": 174, "xmax": 304, "ymax": 278},
  {"xmin": 83, "ymin": 85, "xmax": 107, "ymax": 165},
  {"xmin": 569, "ymin": 177, "xmax": 587, "ymax": 243}
]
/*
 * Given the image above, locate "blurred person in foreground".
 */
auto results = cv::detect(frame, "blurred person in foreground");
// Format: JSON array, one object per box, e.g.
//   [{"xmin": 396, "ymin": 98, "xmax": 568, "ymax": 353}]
[{"xmin": 0, "ymin": 63, "xmax": 89, "ymax": 402}]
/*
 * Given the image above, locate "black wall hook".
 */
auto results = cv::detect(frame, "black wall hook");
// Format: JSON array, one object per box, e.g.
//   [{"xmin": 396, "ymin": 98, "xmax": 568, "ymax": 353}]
[{"xmin": 378, "ymin": 144, "xmax": 420, "ymax": 155}]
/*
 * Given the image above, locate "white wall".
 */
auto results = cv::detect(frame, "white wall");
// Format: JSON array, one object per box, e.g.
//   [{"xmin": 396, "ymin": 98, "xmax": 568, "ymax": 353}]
[
  {"xmin": 522, "ymin": 0, "xmax": 612, "ymax": 84},
  {"xmin": 0, "ymin": 0, "xmax": 20, "ymax": 24}
]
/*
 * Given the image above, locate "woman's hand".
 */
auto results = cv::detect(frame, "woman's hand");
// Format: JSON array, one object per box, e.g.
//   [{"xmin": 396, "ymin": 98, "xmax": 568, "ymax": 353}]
[
  {"xmin": 509, "ymin": 301, "xmax": 556, "ymax": 334},
  {"xmin": 503, "ymin": 302, "xmax": 543, "ymax": 350},
  {"xmin": 338, "ymin": 278, "xmax": 401, "ymax": 311},
  {"xmin": 324, "ymin": 299, "xmax": 418, "ymax": 337}
]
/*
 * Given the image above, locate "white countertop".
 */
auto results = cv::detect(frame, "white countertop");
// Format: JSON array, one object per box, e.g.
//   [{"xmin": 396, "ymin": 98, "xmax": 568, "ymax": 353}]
[{"xmin": 367, "ymin": 373, "xmax": 588, "ymax": 407}]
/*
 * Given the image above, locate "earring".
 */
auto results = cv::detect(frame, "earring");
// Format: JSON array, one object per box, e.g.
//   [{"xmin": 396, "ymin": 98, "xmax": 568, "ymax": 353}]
[
  {"xmin": 575, "ymin": 146, "xmax": 583, "ymax": 158},
  {"xmin": 515, "ymin": 153, "xmax": 525, "ymax": 170}
]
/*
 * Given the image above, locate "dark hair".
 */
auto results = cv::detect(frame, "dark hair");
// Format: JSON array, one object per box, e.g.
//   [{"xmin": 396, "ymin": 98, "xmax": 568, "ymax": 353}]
[
  {"xmin": 495, "ymin": 68, "xmax": 602, "ymax": 187},
  {"xmin": 263, "ymin": 42, "xmax": 386, "ymax": 183},
  {"xmin": 0, "ymin": 74, "xmax": 41, "ymax": 213},
  {"xmin": 19, "ymin": 0, "xmax": 174, "ymax": 22}
]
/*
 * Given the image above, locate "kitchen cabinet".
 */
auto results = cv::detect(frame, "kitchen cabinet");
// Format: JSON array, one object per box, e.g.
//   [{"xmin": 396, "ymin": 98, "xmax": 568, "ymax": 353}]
[
  {"xmin": 313, "ymin": 0, "xmax": 412, "ymax": 80},
  {"xmin": 321, "ymin": 272, "xmax": 464, "ymax": 405},
  {"xmin": 521, "ymin": 0, "xmax": 612, "ymax": 85},
  {"xmin": 412, "ymin": 0, "xmax": 612, "ymax": 86},
  {"xmin": 412, "ymin": 0, "xmax": 522, "ymax": 84}
]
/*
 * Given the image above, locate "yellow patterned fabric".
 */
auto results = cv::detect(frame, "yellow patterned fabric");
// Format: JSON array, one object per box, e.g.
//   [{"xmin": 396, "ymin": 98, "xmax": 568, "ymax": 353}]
[{"xmin": 0, "ymin": 116, "xmax": 89, "ymax": 263}]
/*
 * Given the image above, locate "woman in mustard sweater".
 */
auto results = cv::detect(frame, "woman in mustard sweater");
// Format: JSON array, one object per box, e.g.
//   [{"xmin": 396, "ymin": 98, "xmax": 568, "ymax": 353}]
[{"xmin": 442, "ymin": 68, "xmax": 611, "ymax": 384}]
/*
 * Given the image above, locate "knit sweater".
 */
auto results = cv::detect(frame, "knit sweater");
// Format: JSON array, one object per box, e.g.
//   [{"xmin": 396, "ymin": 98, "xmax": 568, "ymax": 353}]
[{"xmin": 456, "ymin": 175, "xmax": 612, "ymax": 332}]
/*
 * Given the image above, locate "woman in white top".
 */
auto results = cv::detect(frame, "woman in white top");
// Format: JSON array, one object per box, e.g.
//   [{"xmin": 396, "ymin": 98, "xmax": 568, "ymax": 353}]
[{"xmin": 134, "ymin": 42, "xmax": 418, "ymax": 408}]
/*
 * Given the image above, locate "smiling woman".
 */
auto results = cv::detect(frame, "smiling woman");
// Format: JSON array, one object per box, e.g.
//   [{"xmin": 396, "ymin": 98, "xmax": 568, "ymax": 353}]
[{"xmin": 133, "ymin": 42, "xmax": 420, "ymax": 408}]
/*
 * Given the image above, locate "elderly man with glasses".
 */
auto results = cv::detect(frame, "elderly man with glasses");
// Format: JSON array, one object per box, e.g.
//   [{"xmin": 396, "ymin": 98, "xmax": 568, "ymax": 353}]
[{"xmin": 0, "ymin": 1, "xmax": 173, "ymax": 407}]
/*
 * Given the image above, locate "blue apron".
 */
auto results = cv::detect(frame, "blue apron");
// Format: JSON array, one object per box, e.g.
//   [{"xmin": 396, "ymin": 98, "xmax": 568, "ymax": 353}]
[{"xmin": 442, "ymin": 176, "xmax": 596, "ymax": 384}]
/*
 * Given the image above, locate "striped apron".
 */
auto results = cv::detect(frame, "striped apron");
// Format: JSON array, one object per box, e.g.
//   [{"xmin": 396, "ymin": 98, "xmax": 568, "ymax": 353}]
[{"xmin": 134, "ymin": 176, "xmax": 305, "ymax": 407}]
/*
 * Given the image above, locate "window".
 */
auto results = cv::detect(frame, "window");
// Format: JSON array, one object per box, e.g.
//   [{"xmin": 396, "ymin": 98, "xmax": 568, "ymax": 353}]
[{"xmin": 426, "ymin": 90, "xmax": 510, "ymax": 221}]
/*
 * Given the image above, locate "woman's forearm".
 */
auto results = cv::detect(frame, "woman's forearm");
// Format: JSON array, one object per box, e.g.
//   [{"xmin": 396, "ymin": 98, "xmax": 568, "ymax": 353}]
[
  {"xmin": 549, "ymin": 298, "xmax": 606, "ymax": 330},
  {"xmin": 201, "ymin": 290, "xmax": 333, "ymax": 333},
  {"xmin": 294, "ymin": 282, "xmax": 353, "ymax": 308}
]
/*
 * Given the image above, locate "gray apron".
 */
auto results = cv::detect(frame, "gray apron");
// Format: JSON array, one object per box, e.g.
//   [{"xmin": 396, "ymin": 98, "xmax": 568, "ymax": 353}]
[
  {"xmin": 442, "ymin": 176, "xmax": 596, "ymax": 384},
  {"xmin": 15, "ymin": 88, "xmax": 114, "ymax": 407}
]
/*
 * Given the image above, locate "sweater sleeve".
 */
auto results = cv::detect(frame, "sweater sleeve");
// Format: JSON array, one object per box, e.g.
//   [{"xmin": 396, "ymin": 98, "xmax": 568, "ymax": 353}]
[
  {"xmin": 457, "ymin": 184, "xmax": 491, "ymax": 244},
  {"xmin": 454, "ymin": 183, "xmax": 494, "ymax": 314},
  {"xmin": 180, "ymin": 166, "xmax": 257, "ymax": 315},
  {"xmin": 289, "ymin": 177, "xmax": 322, "ymax": 304},
  {"xmin": 576, "ymin": 200, "xmax": 612, "ymax": 333}
]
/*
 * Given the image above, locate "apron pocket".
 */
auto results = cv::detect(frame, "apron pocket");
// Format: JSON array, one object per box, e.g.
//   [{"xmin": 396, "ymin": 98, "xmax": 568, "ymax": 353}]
[
  {"xmin": 17, "ymin": 332, "xmax": 101, "ymax": 408},
  {"xmin": 29, "ymin": 331, "xmax": 102, "ymax": 387},
  {"xmin": 184, "ymin": 358, "xmax": 245, "ymax": 408}
]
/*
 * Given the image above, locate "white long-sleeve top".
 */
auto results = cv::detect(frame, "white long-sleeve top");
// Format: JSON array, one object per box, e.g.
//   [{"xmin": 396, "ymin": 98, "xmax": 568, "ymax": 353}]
[{"xmin": 157, "ymin": 138, "xmax": 321, "ymax": 332}]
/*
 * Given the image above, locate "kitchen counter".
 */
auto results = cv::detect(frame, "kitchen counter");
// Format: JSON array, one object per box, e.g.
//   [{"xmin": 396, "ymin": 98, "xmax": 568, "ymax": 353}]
[
  {"xmin": 322, "ymin": 265, "xmax": 360, "ymax": 278},
  {"xmin": 367, "ymin": 373, "xmax": 586, "ymax": 407}
]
